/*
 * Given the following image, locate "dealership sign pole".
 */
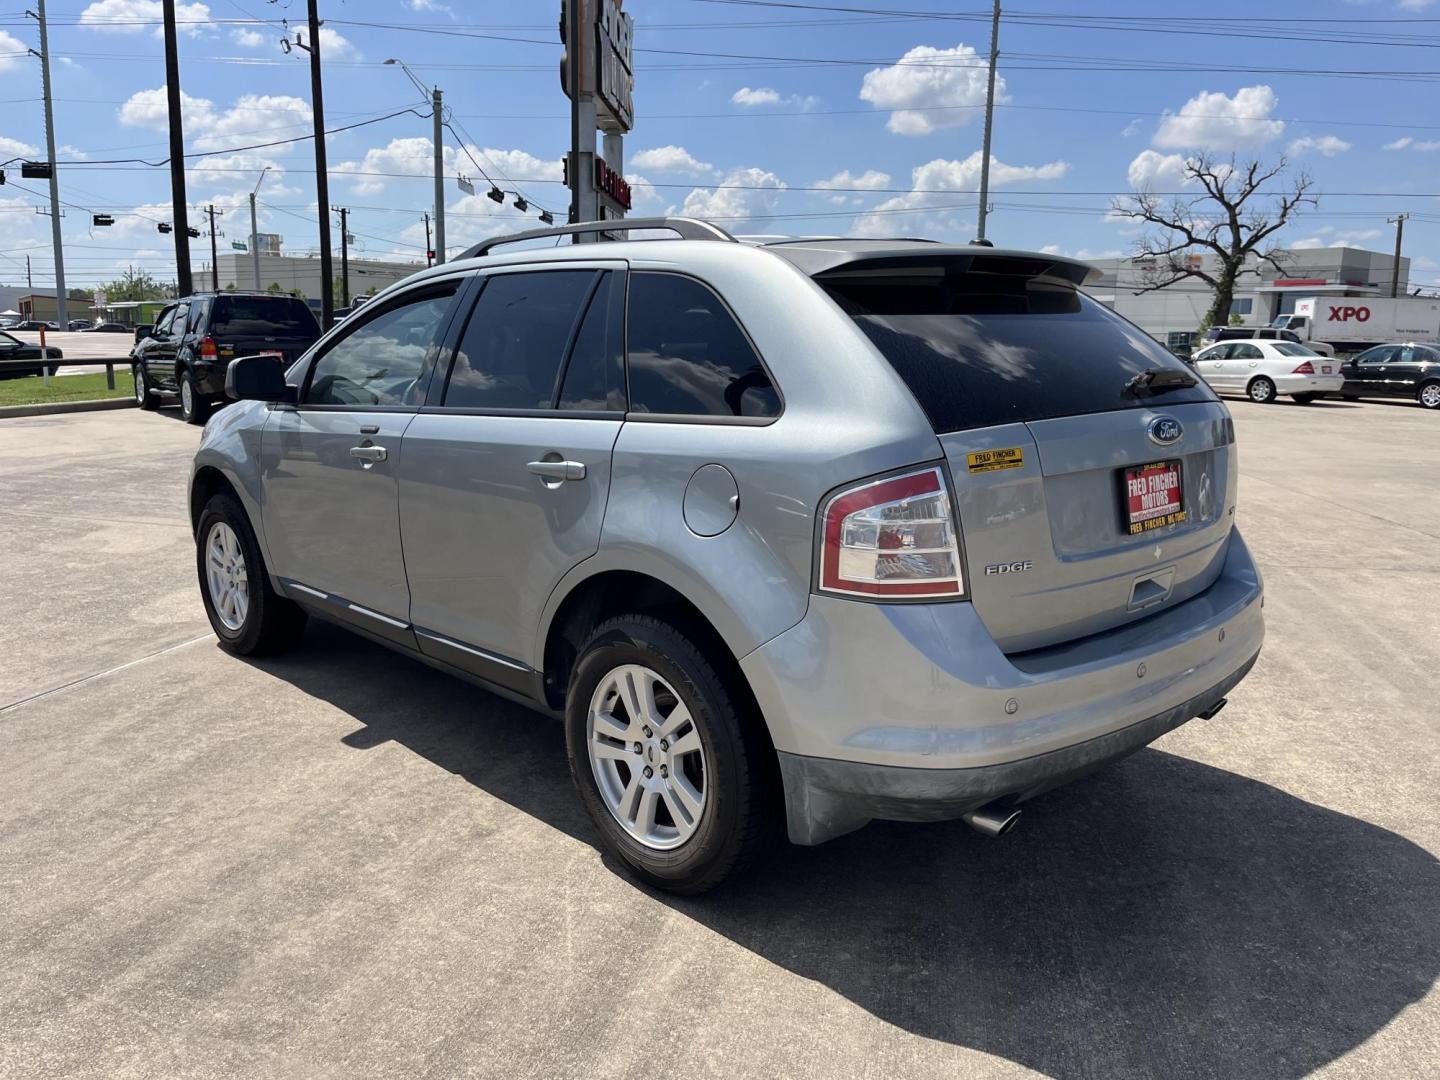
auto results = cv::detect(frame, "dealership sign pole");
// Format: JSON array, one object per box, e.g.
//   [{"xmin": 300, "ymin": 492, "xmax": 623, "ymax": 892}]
[{"xmin": 562, "ymin": 0, "xmax": 634, "ymax": 236}]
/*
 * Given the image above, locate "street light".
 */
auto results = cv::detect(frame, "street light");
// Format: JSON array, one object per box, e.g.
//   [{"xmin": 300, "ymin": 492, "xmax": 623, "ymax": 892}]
[
  {"xmin": 249, "ymin": 166, "xmax": 270, "ymax": 290},
  {"xmin": 385, "ymin": 58, "xmax": 445, "ymax": 265}
]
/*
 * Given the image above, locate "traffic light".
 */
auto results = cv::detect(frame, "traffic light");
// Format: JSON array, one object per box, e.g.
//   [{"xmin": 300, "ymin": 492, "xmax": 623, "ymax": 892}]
[
  {"xmin": 157, "ymin": 223, "xmax": 172, "ymax": 234},
  {"xmin": 186, "ymin": 227, "xmax": 200, "ymax": 238},
  {"xmin": 20, "ymin": 161, "xmax": 52, "ymax": 179},
  {"xmin": 92, "ymin": 214, "xmax": 114, "ymax": 227},
  {"xmin": 426, "ymin": 250, "xmax": 435, "ymax": 260}
]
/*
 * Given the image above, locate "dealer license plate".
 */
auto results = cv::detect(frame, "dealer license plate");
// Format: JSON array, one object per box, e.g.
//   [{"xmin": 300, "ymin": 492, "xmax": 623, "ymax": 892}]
[
  {"xmin": 1122, "ymin": 460, "xmax": 1186, "ymax": 536},
  {"xmin": 258, "ymin": 350, "xmax": 284, "ymax": 359}
]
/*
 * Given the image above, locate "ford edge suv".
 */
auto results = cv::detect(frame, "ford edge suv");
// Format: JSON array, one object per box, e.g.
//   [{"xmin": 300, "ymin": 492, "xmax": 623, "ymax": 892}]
[{"xmin": 190, "ymin": 218, "xmax": 1265, "ymax": 893}]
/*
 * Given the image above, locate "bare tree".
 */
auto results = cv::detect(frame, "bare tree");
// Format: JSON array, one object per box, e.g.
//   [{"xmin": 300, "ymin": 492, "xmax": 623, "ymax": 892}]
[{"xmin": 1112, "ymin": 154, "xmax": 1316, "ymax": 331}]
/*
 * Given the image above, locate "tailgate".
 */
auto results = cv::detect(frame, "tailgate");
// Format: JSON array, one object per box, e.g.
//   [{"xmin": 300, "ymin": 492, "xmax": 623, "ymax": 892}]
[{"xmin": 942, "ymin": 402, "xmax": 1235, "ymax": 653}]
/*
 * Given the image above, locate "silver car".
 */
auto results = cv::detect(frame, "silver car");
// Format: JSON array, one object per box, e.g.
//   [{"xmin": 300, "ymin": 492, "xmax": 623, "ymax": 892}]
[{"xmin": 191, "ymin": 218, "xmax": 1264, "ymax": 893}]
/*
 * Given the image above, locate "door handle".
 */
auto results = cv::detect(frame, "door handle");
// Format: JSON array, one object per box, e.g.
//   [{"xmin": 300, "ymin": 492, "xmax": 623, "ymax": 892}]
[
  {"xmin": 527, "ymin": 459, "xmax": 586, "ymax": 481},
  {"xmin": 350, "ymin": 445, "xmax": 387, "ymax": 463}
]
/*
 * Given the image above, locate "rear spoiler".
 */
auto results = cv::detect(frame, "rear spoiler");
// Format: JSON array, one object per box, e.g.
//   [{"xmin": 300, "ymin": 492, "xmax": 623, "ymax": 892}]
[{"xmin": 767, "ymin": 246, "xmax": 1100, "ymax": 288}]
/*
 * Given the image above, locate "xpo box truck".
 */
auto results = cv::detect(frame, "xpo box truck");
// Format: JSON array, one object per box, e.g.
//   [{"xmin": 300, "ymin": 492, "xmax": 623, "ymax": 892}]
[{"xmin": 1273, "ymin": 297, "xmax": 1440, "ymax": 354}]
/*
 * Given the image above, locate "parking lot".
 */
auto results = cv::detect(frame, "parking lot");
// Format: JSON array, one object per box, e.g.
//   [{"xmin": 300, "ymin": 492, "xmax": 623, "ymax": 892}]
[{"xmin": 2, "ymin": 398, "xmax": 1436, "ymax": 1079}]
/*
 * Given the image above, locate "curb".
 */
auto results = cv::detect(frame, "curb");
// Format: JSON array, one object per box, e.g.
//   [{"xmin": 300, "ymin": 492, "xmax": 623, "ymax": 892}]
[{"xmin": 0, "ymin": 397, "xmax": 139, "ymax": 419}]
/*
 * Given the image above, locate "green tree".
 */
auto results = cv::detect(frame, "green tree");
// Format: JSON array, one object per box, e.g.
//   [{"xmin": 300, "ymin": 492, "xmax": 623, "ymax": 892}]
[{"xmin": 96, "ymin": 267, "xmax": 174, "ymax": 303}]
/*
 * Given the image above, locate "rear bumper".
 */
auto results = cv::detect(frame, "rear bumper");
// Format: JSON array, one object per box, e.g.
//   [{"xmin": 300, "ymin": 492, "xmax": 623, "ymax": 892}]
[
  {"xmin": 742, "ymin": 528, "xmax": 1265, "ymax": 844},
  {"xmin": 1275, "ymin": 373, "xmax": 1344, "ymax": 394}
]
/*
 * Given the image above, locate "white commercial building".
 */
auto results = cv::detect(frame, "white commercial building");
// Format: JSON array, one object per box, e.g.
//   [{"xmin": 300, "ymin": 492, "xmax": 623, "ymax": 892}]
[
  {"xmin": 1084, "ymin": 245, "xmax": 1410, "ymax": 351},
  {"xmin": 207, "ymin": 251, "xmax": 428, "ymax": 303}
]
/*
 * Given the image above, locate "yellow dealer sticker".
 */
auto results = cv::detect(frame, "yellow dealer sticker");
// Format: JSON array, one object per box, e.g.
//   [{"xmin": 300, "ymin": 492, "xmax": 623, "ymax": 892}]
[{"xmin": 966, "ymin": 447, "xmax": 1024, "ymax": 474}]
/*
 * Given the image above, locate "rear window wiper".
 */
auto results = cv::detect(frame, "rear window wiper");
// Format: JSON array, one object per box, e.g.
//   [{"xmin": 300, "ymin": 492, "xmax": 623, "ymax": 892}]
[{"xmin": 1123, "ymin": 367, "xmax": 1197, "ymax": 397}]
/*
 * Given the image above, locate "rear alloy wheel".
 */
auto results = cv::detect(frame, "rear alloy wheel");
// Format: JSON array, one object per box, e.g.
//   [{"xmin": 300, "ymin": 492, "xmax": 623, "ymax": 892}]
[
  {"xmin": 179, "ymin": 369, "xmax": 212, "ymax": 425},
  {"xmin": 1419, "ymin": 382, "xmax": 1440, "ymax": 410},
  {"xmin": 565, "ymin": 614, "xmax": 775, "ymax": 894},
  {"xmin": 1248, "ymin": 376, "xmax": 1277, "ymax": 404},
  {"xmin": 133, "ymin": 364, "xmax": 160, "ymax": 411}
]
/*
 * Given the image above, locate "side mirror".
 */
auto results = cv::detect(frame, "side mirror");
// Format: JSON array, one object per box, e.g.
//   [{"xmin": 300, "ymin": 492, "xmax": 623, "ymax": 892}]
[
  {"xmin": 226, "ymin": 354, "xmax": 296, "ymax": 403},
  {"xmin": 134, "ymin": 324, "xmax": 154, "ymax": 343}
]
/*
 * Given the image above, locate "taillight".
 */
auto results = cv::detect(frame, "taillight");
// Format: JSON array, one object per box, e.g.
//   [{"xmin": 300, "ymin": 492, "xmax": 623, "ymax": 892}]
[
  {"xmin": 1292, "ymin": 360, "xmax": 1314, "ymax": 375},
  {"xmin": 819, "ymin": 466, "xmax": 964, "ymax": 599},
  {"xmin": 199, "ymin": 336, "xmax": 218, "ymax": 360}
]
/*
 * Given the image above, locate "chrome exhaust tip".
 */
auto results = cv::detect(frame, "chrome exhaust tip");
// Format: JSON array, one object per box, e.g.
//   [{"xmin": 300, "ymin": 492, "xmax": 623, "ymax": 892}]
[
  {"xmin": 1198, "ymin": 697, "xmax": 1228, "ymax": 720},
  {"xmin": 961, "ymin": 803, "xmax": 1021, "ymax": 838}
]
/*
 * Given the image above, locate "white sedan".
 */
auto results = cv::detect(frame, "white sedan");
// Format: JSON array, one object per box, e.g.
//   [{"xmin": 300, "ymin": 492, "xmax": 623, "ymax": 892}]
[{"xmin": 1191, "ymin": 339, "xmax": 1345, "ymax": 404}]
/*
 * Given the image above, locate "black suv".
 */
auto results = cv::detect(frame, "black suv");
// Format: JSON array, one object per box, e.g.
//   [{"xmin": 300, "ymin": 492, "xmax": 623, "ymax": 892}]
[{"xmin": 131, "ymin": 292, "xmax": 321, "ymax": 423}]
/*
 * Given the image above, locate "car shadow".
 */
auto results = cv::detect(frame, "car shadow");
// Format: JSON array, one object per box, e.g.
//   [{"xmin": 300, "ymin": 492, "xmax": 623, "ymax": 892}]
[{"xmin": 245, "ymin": 621, "xmax": 1440, "ymax": 1079}]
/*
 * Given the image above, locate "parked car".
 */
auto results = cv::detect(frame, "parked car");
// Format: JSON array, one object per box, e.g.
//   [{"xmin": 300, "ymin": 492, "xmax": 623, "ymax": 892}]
[
  {"xmin": 1192, "ymin": 339, "xmax": 1343, "ymax": 404},
  {"xmin": 1339, "ymin": 343, "xmax": 1440, "ymax": 410},
  {"xmin": 67, "ymin": 319, "xmax": 93, "ymax": 331},
  {"xmin": 78, "ymin": 322, "xmax": 134, "ymax": 333},
  {"xmin": 1198, "ymin": 325, "xmax": 1336, "ymax": 359},
  {"xmin": 0, "ymin": 330, "xmax": 63, "ymax": 379},
  {"xmin": 191, "ymin": 218, "xmax": 1264, "ymax": 893},
  {"xmin": 132, "ymin": 291, "xmax": 322, "ymax": 423},
  {"xmin": 11, "ymin": 319, "xmax": 61, "ymax": 332}
]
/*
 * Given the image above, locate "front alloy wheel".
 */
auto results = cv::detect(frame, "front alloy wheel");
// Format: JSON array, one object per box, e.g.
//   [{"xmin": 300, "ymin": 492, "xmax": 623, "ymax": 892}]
[
  {"xmin": 204, "ymin": 521, "xmax": 249, "ymax": 631},
  {"xmin": 587, "ymin": 664, "xmax": 708, "ymax": 850}
]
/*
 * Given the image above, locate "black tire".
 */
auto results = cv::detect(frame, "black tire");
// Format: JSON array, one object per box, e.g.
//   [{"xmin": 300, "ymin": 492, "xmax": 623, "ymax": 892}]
[
  {"xmin": 1341, "ymin": 394, "xmax": 1361, "ymax": 402},
  {"xmin": 133, "ymin": 363, "xmax": 160, "ymax": 411},
  {"xmin": 1291, "ymin": 393, "xmax": 1320, "ymax": 405},
  {"xmin": 564, "ymin": 614, "xmax": 776, "ymax": 894},
  {"xmin": 1418, "ymin": 381, "xmax": 1440, "ymax": 411},
  {"xmin": 1247, "ymin": 376, "xmax": 1277, "ymax": 404},
  {"xmin": 179, "ymin": 367, "xmax": 212, "ymax": 425},
  {"xmin": 195, "ymin": 492, "xmax": 307, "ymax": 656}
]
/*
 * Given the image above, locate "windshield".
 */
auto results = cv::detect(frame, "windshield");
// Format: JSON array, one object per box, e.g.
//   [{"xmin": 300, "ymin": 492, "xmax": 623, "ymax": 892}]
[
  {"xmin": 822, "ymin": 273, "xmax": 1215, "ymax": 433},
  {"xmin": 210, "ymin": 296, "xmax": 320, "ymax": 338},
  {"xmin": 1272, "ymin": 341, "xmax": 1318, "ymax": 357}
]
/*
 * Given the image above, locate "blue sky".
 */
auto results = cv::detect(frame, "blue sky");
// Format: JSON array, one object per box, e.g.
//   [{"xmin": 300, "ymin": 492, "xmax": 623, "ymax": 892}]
[{"xmin": 3, "ymin": 0, "xmax": 1440, "ymax": 291}]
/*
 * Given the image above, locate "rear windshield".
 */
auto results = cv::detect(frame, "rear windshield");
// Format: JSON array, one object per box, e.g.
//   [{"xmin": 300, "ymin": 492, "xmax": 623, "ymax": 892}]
[
  {"xmin": 823, "ymin": 273, "xmax": 1214, "ymax": 432},
  {"xmin": 210, "ymin": 296, "xmax": 320, "ymax": 338},
  {"xmin": 1272, "ymin": 341, "xmax": 1315, "ymax": 357}
]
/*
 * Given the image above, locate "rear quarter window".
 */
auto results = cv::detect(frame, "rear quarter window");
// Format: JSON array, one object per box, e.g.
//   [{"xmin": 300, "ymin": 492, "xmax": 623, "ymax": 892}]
[{"xmin": 822, "ymin": 273, "xmax": 1214, "ymax": 433}]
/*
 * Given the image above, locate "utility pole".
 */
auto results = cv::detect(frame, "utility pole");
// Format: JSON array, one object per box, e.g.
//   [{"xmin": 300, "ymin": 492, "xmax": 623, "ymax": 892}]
[
  {"xmin": 1388, "ymin": 213, "xmax": 1408, "ymax": 299},
  {"xmin": 249, "ymin": 166, "xmax": 268, "ymax": 290},
  {"xmin": 432, "ymin": 88, "xmax": 445, "ymax": 264},
  {"xmin": 565, "ymin": 0, "xmax": 582, "ymax": 231},
  {"xmin": 975, "ymin": 0, "xmax": 1002, "ymax": 243},
  {"xmin": 424, "ymin": 212, "xmax": 432, "ymax": 267},
  {"xmin": 30, "ymin": 0, "xmax": 67, "ymax": 326},
  {"xmin": 205, "ymin": 205, "xmax": 224, "ymax": 290},
  {"xmin": 161, "ymin": 0, "xmax": 192, "ymax": 296},
  {"xmin": 304, "ymin": 0, "xmax": 334, "ymax": 327},
  {"xmin": 26, "ymin": 255, "xmax": 33, "ymax": 289},
  {"xmin": 334, "ymin": 206, "xmax": 349, "ymax": 306}
]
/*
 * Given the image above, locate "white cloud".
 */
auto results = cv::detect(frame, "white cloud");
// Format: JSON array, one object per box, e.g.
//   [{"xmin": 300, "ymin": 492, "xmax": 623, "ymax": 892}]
[
  {"xmin": 1153, "ymin": 85, "xmax": 1285, "ymax": 151},
  {"xmin": 679, "ymin": 167, "xmax": 787, "ymax": 226},
  {"xmin": 78, "ymin": 0, "xmax": 212, "ymax": 38},
  {"xmin": 1398, "ymin": 0, "xmax": 1434, "ymax": 10},
  {"xmin": 1383, "ymin": 135, "xmax": 1440, "ymax": 152},
  {"xmin": 1127, "ymin": 150, "xmax": 1189, "ymax": 189},
  {"xmin": 625, "ymin": 174, "xmax": 662, "ymax": 209},
  {"xmin": 630, "ymin": 145, "xmax": 714, "ymax": 174},
  {"xmin": 58, "ymin": 144, "xmax": 89, "ymax": 160},
  {"xmin": 318, "ymin": 26, "xmax": 356, "ymax": 57},
  {"xmin": 196, "ymin": 94, "xmax": 311, "ymax": 149},
  {"xmin": 1289, "ymin": 236, "xmax": 1326, "ymax": 250},
  {"xmin": 815, "ymin": 169, "xmax": 892, "ymax": 191},
  {"xmin": 0, "ymin": 29, "xmax": 26, "ymax": 71},
  {"xmin": 732, "ymin": 87, "xmax": 781, "ymax": 107},
  {"xmin": 859, "ymin": 43, "xmax": 1004, "ymax": 135},
  {"xmin": 118, "ymin": 86, "xmax": 216, "ymax": 131},
  {"xmin": 1287, "ymin": 134, "xmax": 1351, "ymax": 157},
  {"xmin": 409, "ymin": 0, "xmax": 451, "ymax": 10},
  {"xmin": 851, "ymin": 152, "xmax": 1067, "ymax": 238},
  {"xmin": 0, "ymin": 135, "xmax": 40, "ymax": 158},
  {"xmin": 232, "ymin": 27, "xmax": 264, "ymax": 48},
  {"xmin": 332, "ymin": 138, "xmax": 560, "ymax": 199},
  {"xmin": 1121, "ymin": 118, "xmax": 1144, "ymax": 138}
]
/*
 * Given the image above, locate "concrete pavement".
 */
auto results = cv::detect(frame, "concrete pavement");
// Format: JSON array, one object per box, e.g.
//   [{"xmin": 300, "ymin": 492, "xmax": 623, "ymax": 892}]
[{"xmin": 1, "ymin": 400, "xmax": 1436, "ymax": 1079}]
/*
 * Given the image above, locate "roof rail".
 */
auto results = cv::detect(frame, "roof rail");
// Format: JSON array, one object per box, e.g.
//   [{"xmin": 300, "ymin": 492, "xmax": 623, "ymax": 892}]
[{"xmin": 458, "ymin": 217, "xmax": 737, "ymax": 260}]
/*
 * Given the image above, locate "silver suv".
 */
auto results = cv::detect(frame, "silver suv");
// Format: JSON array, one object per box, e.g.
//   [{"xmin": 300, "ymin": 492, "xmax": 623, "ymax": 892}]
[{"xmin": 191, "ymin": 217, "xmax": 1264, "ymax": 893}]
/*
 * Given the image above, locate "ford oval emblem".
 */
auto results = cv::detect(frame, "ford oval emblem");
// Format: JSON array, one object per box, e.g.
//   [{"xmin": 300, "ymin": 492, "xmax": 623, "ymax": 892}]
[{"xmin": 1148, "ymin": 415, "xmax": 1183, "ymax": 446}]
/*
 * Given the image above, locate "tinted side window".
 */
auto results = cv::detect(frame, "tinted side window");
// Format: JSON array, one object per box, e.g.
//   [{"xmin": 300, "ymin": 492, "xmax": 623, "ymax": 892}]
[
  {"xmin": 627, "ymin": 273, "xmax": 780, "ymax": 418},
  {"xmin": 444, "ymin": 270, "xmax": 597, "ymax": 410},
  {"xmin": 307, "ymin": 287, "xmax": 457, "ymax": 407},
  {"xmin": 1232, "ymin": 344, "xmax": 1263, "ymax": 360},
  {"xmin": 1359, "ymin": 347, "xmax": 1395, "ymax": 365},
  {"xmin": 167, "ymin": 304, "xmax": 189, "ymax": 340},
  {"xmin": 558, "ymin": 271, "xmax": 625, "ymax": 411}
]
